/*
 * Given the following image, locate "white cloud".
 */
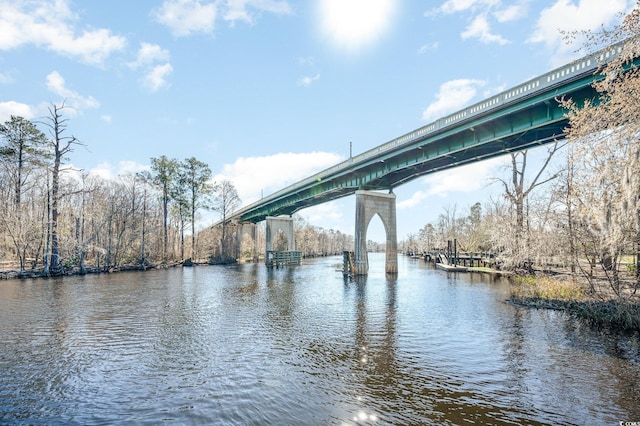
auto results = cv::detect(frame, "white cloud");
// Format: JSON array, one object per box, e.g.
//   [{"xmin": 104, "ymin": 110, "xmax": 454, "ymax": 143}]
[
  {"xmin": 61, "ymin": 29, "xmax": 127, "ymax": 67},
  {"xmin": 0, "ymin": 101, "xmax": 34, "ymax": 122},
  {"xmin": 142, "ymin": 63, "xmax": 174, "ymax": 92},
  {"xmin": 0, "ymin": 0, "xmax": 125, "ymax": 66},
  {"xmin": 428, "ymin": 0, "xmax": 526, "ymax": 46},
  {"xmin": 118, "ymin": 160, "xmax": 151, "ymax": 175},
  {"xmin": 428, "ymin": 0, "xmax": 499, "ymax": 15},
  {"xmin": 318, "ymin": 0, "xmax": 396, "ymax": 51},
  {"xmin": 88, "ymin": 161, "xmax": 150, "ymax": 181},
  {"xmin": 128, "ymin": 43, "xmax": 173, "ymax": 91},
  {"xmin": 297, "ymin": 56, "xmax": 319, "ymax": 86},
  {"xmin": 417, "ymin": 41, "xmax": 439, "ymax": 55},
  {"xmin": 397, "ymin": 156, "xmax": 507, "ymax": 209},
  {"xmin": 128, "ymin": 43, "xmax": 170, "ymax": 69},
  {"xmin": 152, "ymin": 0, "xmax": 218, "ymax": 37},
  {"xmin": 297, "ymin": 200, "xmax": 348, "ymax": 233},
  {"xmin": 101, "ymin": 115, "xmax": 112, "ymax": 124},
  {"xmin": 297, "ymin": 73, "xmax": 320, "ymax": 87},
  {"xmin": 461, "ymin": 14, "xmax": 509, "ymax": 45},
  {"xmin": 529, "ymin": 0, "xmax": 631, "ymax": 65},
  {"xmin": 46, "ymin": 71, "xmax": 100, "ymax": 113},
  {"xmin": 213, "ymin": 151, "xmax": 343, "ymax": 205},
  {"xmin": 494, "ymin": 2, "xmax": 528, "ymax": 23},
  {"xmin": 439, "ymin": 0, "xmax": 477, "ymax": 14},
  {"xmin": 422, "ymin": 78, "xmax": 485, "ymax": 121},
  {"xmin": 152, "ymin": 0, "xmax": 292, "ymax": 36},
  {"xmin": 224, "ymin": 0, "xmax": 293, "ymax": 25},
  {"xmin": 88, "ymin": 163, "xmax": 116, "ymax": 181}
]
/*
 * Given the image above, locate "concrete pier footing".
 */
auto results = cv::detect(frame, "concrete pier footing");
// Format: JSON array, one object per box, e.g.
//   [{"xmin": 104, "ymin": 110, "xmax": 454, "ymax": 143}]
[
  {"xmin": 354, "ymin": 190, "xmax": 398, "ymax": 275},
  {"xmin": 265, "ymin": 216, "xmax": 295, "ymax": 263}
]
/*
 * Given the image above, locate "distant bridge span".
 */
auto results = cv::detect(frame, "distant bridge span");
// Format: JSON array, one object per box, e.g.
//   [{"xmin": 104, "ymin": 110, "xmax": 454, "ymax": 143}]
[{"xmin": 219, "ymin": 43, "xmax": 626, "ymax": 275}]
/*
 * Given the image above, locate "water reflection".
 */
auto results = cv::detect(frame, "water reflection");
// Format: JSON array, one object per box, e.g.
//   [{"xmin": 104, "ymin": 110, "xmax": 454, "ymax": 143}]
[{"xmin": 0, "ymin": 254, "xmax": 638, "ymax": 424}]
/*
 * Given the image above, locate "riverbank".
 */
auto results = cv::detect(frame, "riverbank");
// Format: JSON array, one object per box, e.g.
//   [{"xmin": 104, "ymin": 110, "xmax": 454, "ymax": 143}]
[
  {"xmin": 0, "ymin": 261, "xmax": 185, "ymax": 280},
  {"xmin": 0, "ymin": 255, "xmax": 241, "ymax": 281},
  {"xmin": 509, "ymin": 275, "xmax": 640, "ymax": 332}
]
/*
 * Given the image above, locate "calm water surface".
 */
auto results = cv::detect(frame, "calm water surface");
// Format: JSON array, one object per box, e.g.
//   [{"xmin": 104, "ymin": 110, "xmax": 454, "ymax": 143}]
[{"xmin": 1, "ymin": 254, "xmax": 639, "ymax": 425}]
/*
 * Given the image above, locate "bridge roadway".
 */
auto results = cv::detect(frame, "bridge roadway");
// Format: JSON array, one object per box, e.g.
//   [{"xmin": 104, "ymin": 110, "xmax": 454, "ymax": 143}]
[{"xmin": 225, "ymin": 43, "xmax": 622, "ymax": 225}]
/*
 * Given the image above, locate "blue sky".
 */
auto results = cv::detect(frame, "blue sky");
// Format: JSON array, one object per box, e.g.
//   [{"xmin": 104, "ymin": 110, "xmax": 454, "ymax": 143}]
[{"xmin": 0, "ymin": 0, "xmax": 633, "ymax": 242}]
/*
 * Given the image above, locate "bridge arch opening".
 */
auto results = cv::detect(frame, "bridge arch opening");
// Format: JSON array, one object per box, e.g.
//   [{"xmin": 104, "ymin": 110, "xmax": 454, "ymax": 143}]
[
  {"xmin": 240, "ymin": 232, "xmax": 256, "ymax": 259},
  {"xmin": 273, "ymin": 229, "xmax": 289, "ymax": 251},
  {"xmin": 364, "ymin": 213, "xmax": 387, "ymax": 252}
]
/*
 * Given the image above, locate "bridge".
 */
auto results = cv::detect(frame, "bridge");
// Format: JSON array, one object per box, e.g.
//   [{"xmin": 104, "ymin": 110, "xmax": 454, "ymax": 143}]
[{"xmin": 220, "ymin": 43, "xmax": 624, "ymax": 275}]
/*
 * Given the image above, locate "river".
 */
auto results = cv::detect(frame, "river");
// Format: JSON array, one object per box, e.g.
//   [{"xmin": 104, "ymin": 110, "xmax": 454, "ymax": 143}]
[{"xmin": 0, "ymin": 253, "xmax": 638, "ymax": 425}]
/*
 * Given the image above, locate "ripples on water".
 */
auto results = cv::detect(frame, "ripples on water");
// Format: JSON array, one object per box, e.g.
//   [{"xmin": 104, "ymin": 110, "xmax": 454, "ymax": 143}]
[{"xmin": 1, "ymin": 254, "xmax": 639, "ymax": 425}]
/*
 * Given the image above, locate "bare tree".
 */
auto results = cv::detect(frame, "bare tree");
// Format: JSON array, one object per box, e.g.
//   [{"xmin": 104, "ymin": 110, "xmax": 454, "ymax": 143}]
[
  {"xmin": 418, "ymin": 223, "xmax": 436, "ymax": 251},
  {"xmin": 41, "ymin": 102, "xmax": 83, "ymax": 274},
  {"xmin": 493, "ymin": 145, "xmax": 563, "ymax": 269},
  {"xmin": 135, "ymin": 171, "xmax": 154, "ymax": 268}
]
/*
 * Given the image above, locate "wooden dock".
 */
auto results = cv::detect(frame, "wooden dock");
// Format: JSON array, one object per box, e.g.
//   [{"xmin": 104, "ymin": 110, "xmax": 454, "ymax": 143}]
[
  {"xmin": 266, "ymin": 250, "xmax": 302, "ymax": 267},
  {"xmin": 423, "ymin": 250, "xmax": 495, "ymax": 268},
  {"xmin": 342, "ymin": 251, "xmax": 355, "ymax": 276}
]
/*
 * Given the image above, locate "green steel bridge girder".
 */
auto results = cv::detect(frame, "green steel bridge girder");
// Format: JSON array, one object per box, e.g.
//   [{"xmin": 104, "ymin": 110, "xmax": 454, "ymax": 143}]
[{"xmin": 237, "ymin": 73, "xmax": 600, "ymax": 224}]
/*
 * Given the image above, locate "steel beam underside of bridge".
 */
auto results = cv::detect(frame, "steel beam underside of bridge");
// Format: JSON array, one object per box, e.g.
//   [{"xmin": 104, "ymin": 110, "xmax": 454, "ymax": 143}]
[{"xmin": 238, "ymin": 74, "xmax": 598, "ymax": 224}]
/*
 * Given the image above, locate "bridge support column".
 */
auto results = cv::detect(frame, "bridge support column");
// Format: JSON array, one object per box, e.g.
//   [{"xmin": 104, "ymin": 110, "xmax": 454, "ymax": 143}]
[
  {"xmin": 265, "ymin": 216, "xmax": 295, "ymax": 263},
  {"xmin": 354, "ymin": 190, "xmax": 398, "ymax": 275},
  {"xmin": 235, "ymin": 222, "xmax": 258, "ymax": 262}
]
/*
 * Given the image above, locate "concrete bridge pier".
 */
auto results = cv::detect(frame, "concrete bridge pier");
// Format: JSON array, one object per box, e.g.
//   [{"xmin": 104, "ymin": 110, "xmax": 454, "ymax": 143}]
[
  {"xmin": 354, "ymin": 190, "xmax": 398, "ymax": 275},
  {"xmin": 235, "ymin": 222, "xmax": 258, "ymax": 262},
  {"xmin": 265, "ymin": 216, "xmax": 295, "ymax": 263}
]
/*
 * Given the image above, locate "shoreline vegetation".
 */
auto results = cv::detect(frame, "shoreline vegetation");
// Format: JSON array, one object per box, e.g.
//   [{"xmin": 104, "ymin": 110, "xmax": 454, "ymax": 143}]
[
  {"xmin": 0, "ymin": 261, "xmax": 183, "ymax": 280},
  {"xmin": 425, "ymin": 253, "xmax": 640, "ymax": 333},
  {"xmin": 509, "ymin": 274, "xmax": 640, "ymax": 333},
  {"xmin": 0, "ymin": 256, "xmax": 238, "ymax": 280}
]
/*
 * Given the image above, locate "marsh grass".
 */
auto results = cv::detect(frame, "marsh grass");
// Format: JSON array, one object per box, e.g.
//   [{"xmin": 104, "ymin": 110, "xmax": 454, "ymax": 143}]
[
  {"xmin": 510, "ymin": 275, "xmax": 640, "ymax": 332},
  {"xmin": 511, "ymin": 275, "xmax": 583, "ymax": 301},
  {"xmin": 570, "ymin": 300, "xmax": 640, "ymax": 331}
]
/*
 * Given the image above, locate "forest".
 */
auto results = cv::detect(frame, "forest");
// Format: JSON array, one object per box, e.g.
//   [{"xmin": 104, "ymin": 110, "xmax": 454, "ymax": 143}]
[{"xmin": 0, "ymin": 102, "xmax": 357, "ymax": 278}]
